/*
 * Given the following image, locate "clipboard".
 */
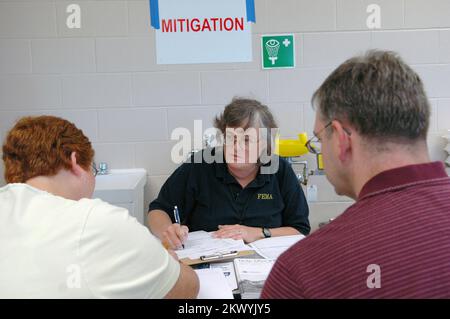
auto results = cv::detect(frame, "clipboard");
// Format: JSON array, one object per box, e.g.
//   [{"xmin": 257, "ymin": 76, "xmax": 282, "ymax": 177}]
[{"xmin": 180, "ymin": 250, "xmax": 256, "ymax": 266}]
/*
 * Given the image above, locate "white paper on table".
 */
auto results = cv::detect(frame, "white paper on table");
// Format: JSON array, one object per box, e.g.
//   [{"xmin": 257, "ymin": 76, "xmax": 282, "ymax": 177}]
[
  {"xmin": 175, "ymin": 231, "xmax": 250, "ymax": 260},
  {"xmin": 249, "ymin": 234, "xmax": 305, "ymax": 259},
  {"xmin": 233, "ymin": 258, "xmax": 275, "ymax": 282},
  {"xmin": 195, "ymin": 268, "xmax": 234, "ymax": 299},
  {"xmin": 209, "ymin": 262, "xmax": 238, "ymax": 290}
]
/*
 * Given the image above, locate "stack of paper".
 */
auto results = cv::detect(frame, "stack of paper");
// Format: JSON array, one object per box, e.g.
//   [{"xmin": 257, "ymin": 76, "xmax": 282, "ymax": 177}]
[
  {"xmin": 195, "ymin": 268, "xmax": 234, "ymax": 299},
  {"xmin": 233, "ymin": 258, "xmax": 275, "ymax": 299},
  {"xmin": 209, "ymin": 262, "xmax": 238, "ymax": 290},
  {"xmin": 249, "ymin": 234, "xmax": 305, "ymax": 259}
]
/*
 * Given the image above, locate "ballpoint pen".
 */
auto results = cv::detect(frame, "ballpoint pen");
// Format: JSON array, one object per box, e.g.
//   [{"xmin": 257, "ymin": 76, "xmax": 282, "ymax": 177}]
[{"xmin": 173, "ymin": 206, "xmax": 184, "ymax": 249}]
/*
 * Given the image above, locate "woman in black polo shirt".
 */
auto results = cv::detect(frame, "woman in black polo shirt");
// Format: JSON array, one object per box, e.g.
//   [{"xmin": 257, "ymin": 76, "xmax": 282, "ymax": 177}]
[{"xmin": 148, "ymin": 98, "xmax": 310, "ymax": 250}]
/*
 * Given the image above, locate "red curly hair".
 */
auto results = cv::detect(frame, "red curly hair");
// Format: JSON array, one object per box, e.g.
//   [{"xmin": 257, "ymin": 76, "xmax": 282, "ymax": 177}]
[{"xmin": 2, "ymin": 116, "xmax": 94, "ymax": 183}]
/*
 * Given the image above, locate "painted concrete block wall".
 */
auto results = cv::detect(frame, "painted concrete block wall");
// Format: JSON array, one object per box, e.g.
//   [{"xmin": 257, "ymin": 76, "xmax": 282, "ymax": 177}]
[{"xmin": 1, "ymin": 0, "xmax": 449, "ymax": 230}]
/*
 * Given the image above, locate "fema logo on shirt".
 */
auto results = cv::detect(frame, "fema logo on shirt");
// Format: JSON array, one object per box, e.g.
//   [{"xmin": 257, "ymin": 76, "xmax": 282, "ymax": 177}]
[{"xmin": 257, "ymin": 193, "xmax": 273, "ymax": 200}]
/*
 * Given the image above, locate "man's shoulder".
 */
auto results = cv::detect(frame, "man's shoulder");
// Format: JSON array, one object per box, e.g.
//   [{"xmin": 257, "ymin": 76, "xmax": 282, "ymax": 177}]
[{"xmin": 278, "ymin": 208, "xmax": 357, "ymax": 267}]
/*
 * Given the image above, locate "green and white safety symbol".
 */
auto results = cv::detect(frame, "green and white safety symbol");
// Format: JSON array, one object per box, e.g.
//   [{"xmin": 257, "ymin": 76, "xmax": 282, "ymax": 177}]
[{"xmin": 261, "ymin": 34, "xmax": 295, "ymax": 69}]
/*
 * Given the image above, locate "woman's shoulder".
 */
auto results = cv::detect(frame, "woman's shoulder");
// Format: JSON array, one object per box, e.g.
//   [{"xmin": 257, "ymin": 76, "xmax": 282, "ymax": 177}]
[
  {"xmin": 173, "ymin": 148, "xmax": 219, "ymax": 175},
  {"xmin": 261, "ymin": 155, "xmax": 290, "ymax": 176}
]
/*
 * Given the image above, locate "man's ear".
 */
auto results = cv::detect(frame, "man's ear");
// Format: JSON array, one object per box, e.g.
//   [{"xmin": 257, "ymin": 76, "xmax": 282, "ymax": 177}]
[
  {"xmin": 70, "ymin": 152, "xmax": 84, "ymax": 177},
  {"xmin": 332, "ymin": 120, "xmax": 352, "ymax": 162}
]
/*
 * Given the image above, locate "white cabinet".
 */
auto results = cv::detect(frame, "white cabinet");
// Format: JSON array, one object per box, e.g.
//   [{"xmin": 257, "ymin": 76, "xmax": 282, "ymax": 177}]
[{"xmin": 93, "ymin": 169, "xmax": 147, "ymax": 225}]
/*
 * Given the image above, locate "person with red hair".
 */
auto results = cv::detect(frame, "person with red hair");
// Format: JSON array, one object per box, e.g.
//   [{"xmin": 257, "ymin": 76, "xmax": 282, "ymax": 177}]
[{"xmin": 0, "ymin": 115, "xmax": 198, "ymax": 299}]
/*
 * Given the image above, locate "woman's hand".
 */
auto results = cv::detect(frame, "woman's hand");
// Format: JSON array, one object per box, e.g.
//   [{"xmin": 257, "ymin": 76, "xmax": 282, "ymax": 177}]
[
  {"xmin": 162, "ymin": 223, "xmax": 189, "ymax": 250},
  {"xmin": 213, "ymin": 224, "xmax": 263, "ymax": 243}
]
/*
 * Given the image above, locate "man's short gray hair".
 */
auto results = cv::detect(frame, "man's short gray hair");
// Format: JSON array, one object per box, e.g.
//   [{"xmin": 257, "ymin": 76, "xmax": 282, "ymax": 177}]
[{"xmin": 312, "ymin": 50, "xmax": 430, "ymax": 142}]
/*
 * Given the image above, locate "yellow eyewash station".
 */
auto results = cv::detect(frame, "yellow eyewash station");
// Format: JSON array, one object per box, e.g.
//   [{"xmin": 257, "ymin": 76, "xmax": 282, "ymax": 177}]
[{"xmin": 274, "ymin": 133, "xmax": 324, "ymax": 185}]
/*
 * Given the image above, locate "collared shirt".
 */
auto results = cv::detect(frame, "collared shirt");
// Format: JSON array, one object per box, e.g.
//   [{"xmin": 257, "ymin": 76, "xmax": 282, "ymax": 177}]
[
  {"xmin": 148, "ymin": 148, "xmax": 310, "ymax": 235},
  {"xmin": 262, "ymin": 161, "xmax": 450, "ymax": 298}
]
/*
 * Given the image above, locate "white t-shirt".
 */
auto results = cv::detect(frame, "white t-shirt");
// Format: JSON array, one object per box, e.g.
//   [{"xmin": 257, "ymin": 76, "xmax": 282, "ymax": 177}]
[{"xmin": 0, "ymin": 183, "xmax": 180, "ymax": 298}]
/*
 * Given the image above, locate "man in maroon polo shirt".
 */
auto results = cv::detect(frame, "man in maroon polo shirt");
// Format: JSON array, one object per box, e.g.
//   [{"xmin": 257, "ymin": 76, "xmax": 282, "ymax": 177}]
[{"xmin": 262, "ymin": 50, "xmax": 450, "ymax": 298}]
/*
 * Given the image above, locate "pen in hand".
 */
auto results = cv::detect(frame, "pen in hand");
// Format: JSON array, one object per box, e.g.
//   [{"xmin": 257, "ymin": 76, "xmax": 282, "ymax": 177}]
[{"xmin": 173, "ymin": 206, "xmax": 185, "ymax": 249}]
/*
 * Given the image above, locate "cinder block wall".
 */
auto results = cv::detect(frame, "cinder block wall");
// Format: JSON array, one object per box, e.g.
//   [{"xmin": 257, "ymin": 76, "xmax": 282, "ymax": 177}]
[{"xmin": 1, "ymin": 0, "xmax": 449, "ymax": 230}]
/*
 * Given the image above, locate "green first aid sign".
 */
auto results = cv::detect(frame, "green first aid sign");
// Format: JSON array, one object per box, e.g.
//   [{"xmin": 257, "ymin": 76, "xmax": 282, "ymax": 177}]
[{"xmin": 261, "ymin": 34, "xmax": 295, "ymax": 69}]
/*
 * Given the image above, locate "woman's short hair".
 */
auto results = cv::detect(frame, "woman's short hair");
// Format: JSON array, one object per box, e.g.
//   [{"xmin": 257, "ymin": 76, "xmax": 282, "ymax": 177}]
[
  {"xmin": 214, "ymin": 97, "xmax": 277, "ymax": 132},
  {"xmin": 214, "ymin": 98, "xmax": 278, "ymax": 157},
  {"xmin": 2, "ymin": 116, "xmax": 94, "ymax": 183}
]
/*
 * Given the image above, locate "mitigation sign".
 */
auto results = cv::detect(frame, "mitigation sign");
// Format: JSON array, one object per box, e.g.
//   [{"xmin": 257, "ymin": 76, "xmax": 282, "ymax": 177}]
[{"xmin": 150, "ymin": 0, "xmax": 255, "ymax": 64}]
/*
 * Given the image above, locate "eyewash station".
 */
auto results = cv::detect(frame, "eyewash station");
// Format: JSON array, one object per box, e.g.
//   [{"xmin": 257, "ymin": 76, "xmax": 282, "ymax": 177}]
[{"xmin": 274, "ymin": 133, "xmax": 324, "ymax": 186}]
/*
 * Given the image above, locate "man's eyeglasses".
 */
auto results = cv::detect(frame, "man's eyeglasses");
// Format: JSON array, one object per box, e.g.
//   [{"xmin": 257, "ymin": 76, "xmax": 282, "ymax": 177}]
[
  {"xmin": 91, "ymin": 162, "xmax": 98, "ymax": 177},
  {"xmin": 305, "ymin": 121, "xmax": 352, "ymax": 154},
  {"xmin": 305, "ymin": 121, "xmax": 332, "ymax": 154}
]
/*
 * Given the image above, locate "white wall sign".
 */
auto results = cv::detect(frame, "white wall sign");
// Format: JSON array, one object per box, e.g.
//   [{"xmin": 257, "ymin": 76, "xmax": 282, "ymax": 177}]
[{"xmin": 150, "ymin": 0, "xmax": 255, "ymax": 64}]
